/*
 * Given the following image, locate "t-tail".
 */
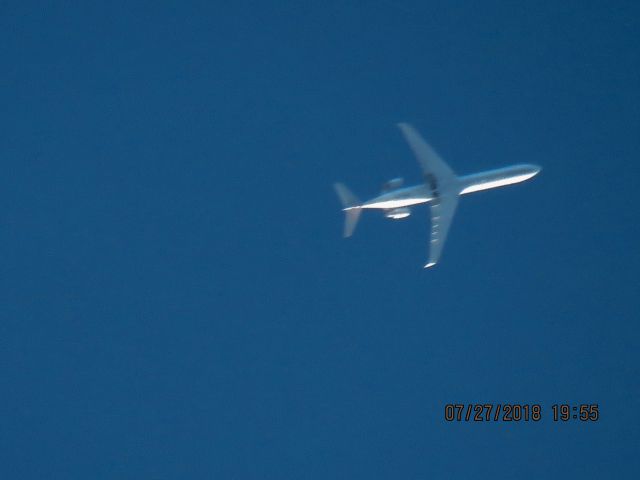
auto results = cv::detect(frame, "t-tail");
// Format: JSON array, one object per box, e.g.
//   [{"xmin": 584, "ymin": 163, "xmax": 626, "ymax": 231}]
[{"xmin": 333, "ymin": 183, "xmax": 362, "ymax": 237}]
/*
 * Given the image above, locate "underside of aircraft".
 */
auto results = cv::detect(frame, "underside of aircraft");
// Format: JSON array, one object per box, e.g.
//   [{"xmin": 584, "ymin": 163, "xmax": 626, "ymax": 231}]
[{"xmin": 334, "ymin": 124, "xmax": 541, "ymax": 268}]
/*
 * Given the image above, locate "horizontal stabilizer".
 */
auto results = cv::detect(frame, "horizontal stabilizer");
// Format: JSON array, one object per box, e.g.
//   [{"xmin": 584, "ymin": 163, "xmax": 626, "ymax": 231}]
[
  {"xmin": 342, "ymin": 207, "xmax": 362, "ymax": 237},
  {"xmin": 334, "ymin": 183, "xmax": 360, "ymax": 208},
  {"xmin": 333, "ymin": 182, "xmax": 362, "ymax": 237}
]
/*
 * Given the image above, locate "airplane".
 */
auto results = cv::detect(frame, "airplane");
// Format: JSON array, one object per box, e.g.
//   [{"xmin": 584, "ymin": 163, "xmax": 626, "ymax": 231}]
[{"xmin": 334, "ymin": 123, "xmax": 541, "ymax": 268}]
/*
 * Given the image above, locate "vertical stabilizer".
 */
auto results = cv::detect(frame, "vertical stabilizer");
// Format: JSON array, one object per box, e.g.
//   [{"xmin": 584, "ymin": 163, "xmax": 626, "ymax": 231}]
[{"xmin": 333, "ymin": 183, "xmax": 362, "ymax": 237}]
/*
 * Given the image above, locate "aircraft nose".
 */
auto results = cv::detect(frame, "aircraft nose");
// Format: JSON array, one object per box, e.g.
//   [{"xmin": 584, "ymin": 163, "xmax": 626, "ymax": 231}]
[{"xmin": 528, "ymin": 164, "xmax": 542, "ymax": 175}]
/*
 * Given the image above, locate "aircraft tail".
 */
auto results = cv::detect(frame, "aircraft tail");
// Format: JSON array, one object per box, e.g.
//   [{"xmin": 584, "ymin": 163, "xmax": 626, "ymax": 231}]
[{"xmin": 333, "ymin": 182, "xmax": 362, "ymax": 237}]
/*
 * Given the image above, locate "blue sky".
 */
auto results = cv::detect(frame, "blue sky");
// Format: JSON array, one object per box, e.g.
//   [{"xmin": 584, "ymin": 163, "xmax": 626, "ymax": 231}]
[{"xmin": 1, "ymin": 1, "xmax": 639, "ymax": 478}]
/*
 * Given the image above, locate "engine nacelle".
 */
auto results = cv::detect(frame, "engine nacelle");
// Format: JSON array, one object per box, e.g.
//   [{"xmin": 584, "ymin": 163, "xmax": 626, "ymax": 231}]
[
  {"xmin": 385, "ymin": 207, "xmax": 411, "ymax": 220},
  {"xmin": 381, "ymin": 177, "xmax": 404, "ymax": 192}
]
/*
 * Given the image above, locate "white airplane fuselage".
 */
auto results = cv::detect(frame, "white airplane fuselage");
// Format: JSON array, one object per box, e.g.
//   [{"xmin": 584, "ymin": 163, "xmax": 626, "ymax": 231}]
[
  {"xmin": 334, "ymin": 123, "xmax": 542, "ymax": 267},
  {"xmin": 361, "ymin": 164, "xmax": 540, "ymax": 210}
]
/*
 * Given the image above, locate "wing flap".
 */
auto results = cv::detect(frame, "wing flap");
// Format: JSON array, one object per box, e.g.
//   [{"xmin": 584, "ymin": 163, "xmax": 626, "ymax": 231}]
[{"xmin": 425, "ymin": 192, "xmax": 458, "ymax": 268}]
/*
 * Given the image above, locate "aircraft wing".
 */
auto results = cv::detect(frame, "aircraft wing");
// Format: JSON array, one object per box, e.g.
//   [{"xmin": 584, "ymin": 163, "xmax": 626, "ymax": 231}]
[
  {"xmin": 397, "ymin": 123, "xmax": 460, "ymax": 267},
  {"xmin": 425, "ymin": 192, "xmax": 458, "ymax": 268},
  {"xmin": 397, "ymin": 123, "xmax": 456, "ymax": 184}
]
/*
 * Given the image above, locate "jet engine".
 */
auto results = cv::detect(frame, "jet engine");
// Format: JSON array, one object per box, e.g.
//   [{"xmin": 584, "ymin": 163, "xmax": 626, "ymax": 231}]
[
  {"xmin": 381, "ymin": 177, "xmax": 404, "ymax": 192},
  {"xmin": 384, "ymin": 207, "xmax": 411, "ymax": 220}
]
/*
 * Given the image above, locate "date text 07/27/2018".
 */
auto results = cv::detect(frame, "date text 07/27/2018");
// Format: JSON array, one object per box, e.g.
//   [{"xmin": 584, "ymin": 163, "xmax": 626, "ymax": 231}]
[{"xmin": 444, "ymin": 404, "xmax": 599, "ymax": 422}]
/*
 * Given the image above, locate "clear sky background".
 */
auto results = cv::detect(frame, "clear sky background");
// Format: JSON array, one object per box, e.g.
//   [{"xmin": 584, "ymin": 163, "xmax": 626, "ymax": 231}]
[{"xmin": 1, "ymin": 1, "xmax": 639, "ymax": 478}]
